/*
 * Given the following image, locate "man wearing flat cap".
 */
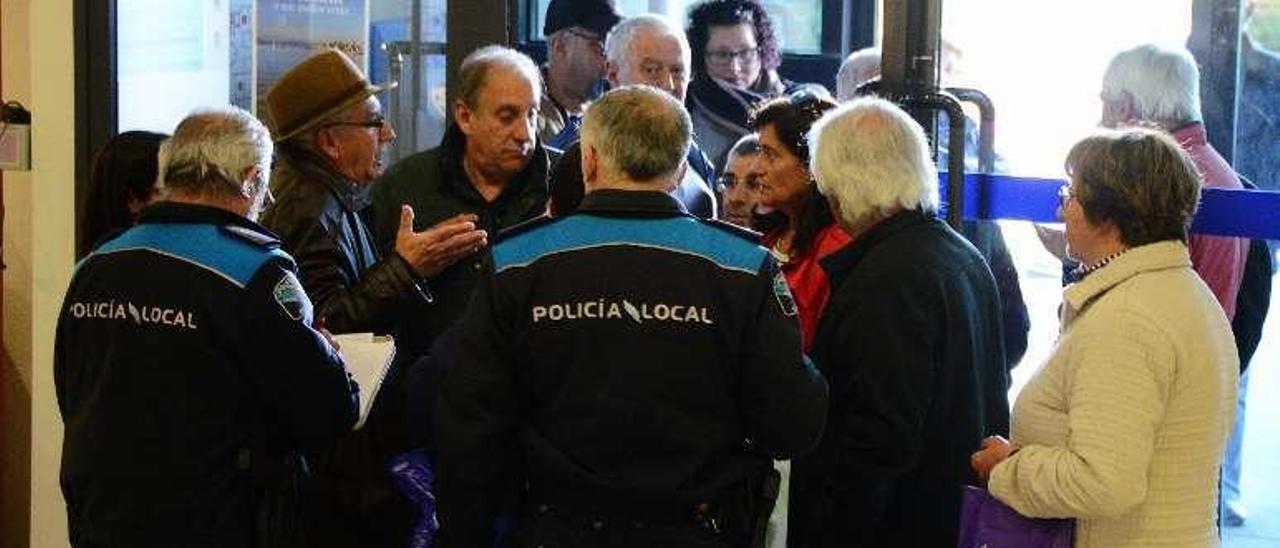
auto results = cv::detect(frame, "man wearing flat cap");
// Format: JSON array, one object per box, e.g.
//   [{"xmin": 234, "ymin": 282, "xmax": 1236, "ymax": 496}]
[
  {"xmin": 538, "ymin": 0, "xmax": 621, "ymax": 150},
  {"xmin": 261, "ymin": 48, "xmax": 485, "ymax": 547}
]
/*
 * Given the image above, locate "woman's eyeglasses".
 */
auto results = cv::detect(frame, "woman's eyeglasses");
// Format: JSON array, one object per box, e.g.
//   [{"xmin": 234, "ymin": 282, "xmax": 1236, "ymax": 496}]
[
  {"xmin": 1058, "ymin": 185, "xmax": 1075, "ymax": 206},
  {"xmin": 706, "ymin": 47, "xmax": 760, "ymax": 66}
]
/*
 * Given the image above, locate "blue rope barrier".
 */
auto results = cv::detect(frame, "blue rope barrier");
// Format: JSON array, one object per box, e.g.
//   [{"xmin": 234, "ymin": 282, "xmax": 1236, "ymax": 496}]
[{"xmin": 940, "ymin": 173, "xmax": 1280, "ymax": 240}]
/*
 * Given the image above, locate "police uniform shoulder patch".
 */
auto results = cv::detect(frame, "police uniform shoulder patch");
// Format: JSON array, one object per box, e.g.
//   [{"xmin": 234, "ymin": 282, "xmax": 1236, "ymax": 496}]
[
  {"xmin": 222, "ymin": 224, "xmax": 280, "ymax": 248},
  {"xmin": 272, "ymin": 270, "xmax": 310, "ymax": 321},
  {"xmin": 697, "ymin": 218, "xmax": 763, "ymax": 244},
  {"xmin": 773, "ymin": 271, "xmax": 798, "ymax": 317}
]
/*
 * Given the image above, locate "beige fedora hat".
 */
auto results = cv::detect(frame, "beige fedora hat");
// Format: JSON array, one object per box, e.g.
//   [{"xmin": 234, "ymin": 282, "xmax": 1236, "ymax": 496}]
[{"xmin": 266, "ymin": 48, "xmax": 397, "ymax": 142}]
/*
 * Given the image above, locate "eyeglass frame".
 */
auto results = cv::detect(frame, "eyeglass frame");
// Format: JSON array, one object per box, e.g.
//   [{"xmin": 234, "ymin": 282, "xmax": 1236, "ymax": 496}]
[
  {"xmin": 1057, "ymin": 184, "xmax": 1075, "ymax": 206},
  {"xmin": 321, "ymin": 113, "xmax": 388, "ymax": 131},
  {"xmin": 715, "ymin": 172, "xmax": 763, "ymax": 194},
  {"xmin": 705, "ymin": 47, "xmax": 761, "ymax": 67}
]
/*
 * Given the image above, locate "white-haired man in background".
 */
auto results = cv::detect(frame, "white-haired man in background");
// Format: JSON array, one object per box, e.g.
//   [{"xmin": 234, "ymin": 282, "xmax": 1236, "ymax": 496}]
[
  {"xmin": 604, "ymin": 14, "xmax": 719, "ymax": 218},
  {"xmin": 835, "ymin": 46, "xmax": 880, "ymax": 102},
  {"xmin": 1103, "ymin": 42, "xmax": 1252, "ymax": 528},
  {"xmin": 786, "ymin": 97, "xmax": 1009, "ymax": 547},
  {"xmin": 1099, "ymin": 44, "xmax": 1247, "ymax": 319}
]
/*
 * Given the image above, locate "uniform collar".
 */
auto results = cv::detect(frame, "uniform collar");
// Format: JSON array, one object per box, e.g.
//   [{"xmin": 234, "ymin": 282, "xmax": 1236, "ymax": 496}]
[
  {"xmin": 138, "ymin": 201, "xmax": 282, "ymax": 245},
  {"xmin": 576, "ymin": 189, "xmax": 690, "ymax": 216}
]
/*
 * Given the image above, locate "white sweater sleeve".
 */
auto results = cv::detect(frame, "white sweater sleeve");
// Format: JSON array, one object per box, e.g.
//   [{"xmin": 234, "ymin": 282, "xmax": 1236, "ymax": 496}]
[{"xmin": 989, "ymin": 309, "xmax": 1175, "ymax": 518}]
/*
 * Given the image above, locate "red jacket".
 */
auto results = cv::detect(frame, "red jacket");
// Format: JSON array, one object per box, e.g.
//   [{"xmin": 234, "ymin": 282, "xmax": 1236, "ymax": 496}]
[
  {"xmin": 766, "ymin": 222, "xmax": 853, "ymax": 352},
  {"xmin": 1174, "ymin": 124, "xmax": 1248, "ymax": 320}
]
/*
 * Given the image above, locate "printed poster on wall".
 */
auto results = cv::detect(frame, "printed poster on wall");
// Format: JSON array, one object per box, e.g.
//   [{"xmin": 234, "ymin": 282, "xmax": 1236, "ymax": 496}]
[{"xmin": 255, "ymin": 0, "xmax": 370, "ymax": 120}]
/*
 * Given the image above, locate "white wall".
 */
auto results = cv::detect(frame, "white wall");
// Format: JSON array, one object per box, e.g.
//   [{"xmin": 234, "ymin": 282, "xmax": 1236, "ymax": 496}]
[{"xmin": 1, "ymin": 0, "xmax": 76, "ymax": 545}]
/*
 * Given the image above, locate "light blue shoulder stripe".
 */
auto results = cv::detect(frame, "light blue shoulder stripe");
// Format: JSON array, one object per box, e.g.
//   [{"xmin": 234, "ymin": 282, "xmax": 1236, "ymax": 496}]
[
  {"xmin": 493, "ymin": 215, "xmax": 766, "ymax": 274},
  {"xmin": 93, "ymin": 223, "xmax": 283, "ymax": 288}
]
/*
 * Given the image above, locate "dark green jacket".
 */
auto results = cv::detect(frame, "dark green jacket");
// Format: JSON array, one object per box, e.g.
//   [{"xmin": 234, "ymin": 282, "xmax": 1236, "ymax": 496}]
[{"xmin": 370, "ymin": 124, "xmax": 551, "ymax": 357}]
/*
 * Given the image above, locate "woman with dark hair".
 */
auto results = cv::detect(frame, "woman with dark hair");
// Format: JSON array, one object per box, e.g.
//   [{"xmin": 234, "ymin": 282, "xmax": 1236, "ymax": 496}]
[
  {"xmin": 78, "ymin": 131, "xmax": 168, "ymax": 258},
  {"xmin": 752, "ymin": 92, "xmax": 847, "ymax": 352},
  {"xmin": 686, "ymin": 0, "xmax": 822, "ymax": 167}
]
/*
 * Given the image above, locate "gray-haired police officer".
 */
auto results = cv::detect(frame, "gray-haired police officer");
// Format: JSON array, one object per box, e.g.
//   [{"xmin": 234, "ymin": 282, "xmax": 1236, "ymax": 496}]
[
  {"xmin": 435, "ymin": 86, "xmax": 828, "ymax": 548},
  {"xmin": 55, "ymin": 108, "xmax": 357, "ymax": 547}
]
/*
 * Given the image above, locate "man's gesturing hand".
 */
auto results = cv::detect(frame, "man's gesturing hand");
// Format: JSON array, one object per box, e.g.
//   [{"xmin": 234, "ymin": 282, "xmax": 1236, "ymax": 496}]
[{"xmin": 394, "ymin": 206, "xmax": 488, "ymax": 278}]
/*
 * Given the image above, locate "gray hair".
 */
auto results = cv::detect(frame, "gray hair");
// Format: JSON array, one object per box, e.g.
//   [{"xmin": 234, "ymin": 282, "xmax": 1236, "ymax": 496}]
[
  {"xmin": 605, "ymin": 14, "xmax": 689, "ymax": 66},
  {"xmin": 836, "ymin": 47, "xmax": 881, "ymax": 102},
  {"xmin": 158, "ymin": 107, "xmax": 273, "ymax": 201},
  {"xmin": 1102, "ymin": 44, "xmax": 1201, "ymax": 127},
  {"xmin": 582, "ymin": 85, "xmax": 691, "ymax": 182},
  {"xmin": 809, "ymin": 97, "xmax": 939, "ymax": 228},
  {"xmin": 456, "ymin": 45, "xmax": 542, "ymax": 109}
]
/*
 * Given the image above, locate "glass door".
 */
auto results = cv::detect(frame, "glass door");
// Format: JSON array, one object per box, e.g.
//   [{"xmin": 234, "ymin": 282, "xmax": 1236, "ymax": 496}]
[
  {"xmin": 941, "ymin": 1, "xmax": 1278, "ymax": 544},
  {"xmin": 117, "ymin": 0, "xmax": 449, "ymax": 162}
]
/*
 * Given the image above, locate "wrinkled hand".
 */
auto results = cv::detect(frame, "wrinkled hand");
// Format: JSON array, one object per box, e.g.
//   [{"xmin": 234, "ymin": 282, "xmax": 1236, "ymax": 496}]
[
  {"xmin": 970, "ymin": 435, "xmax": 1019, "ymax": 484},
  {"xmin": 1034, "ymin": 224, "xmax": 1069, "ymax": 262},
  {"xmin": 394, "ymin": 206, "xmax": 488, "ymax": 278}
]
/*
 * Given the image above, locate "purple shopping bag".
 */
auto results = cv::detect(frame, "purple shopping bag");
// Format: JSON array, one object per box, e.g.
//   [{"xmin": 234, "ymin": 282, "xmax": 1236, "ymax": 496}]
[
  {"xmin": 390, "ymin": 449, "xmax": 438, "ymax": 548},
  {"xmin": 957, "ymin": 486, "xmax": 1074, "ymax": 548}
]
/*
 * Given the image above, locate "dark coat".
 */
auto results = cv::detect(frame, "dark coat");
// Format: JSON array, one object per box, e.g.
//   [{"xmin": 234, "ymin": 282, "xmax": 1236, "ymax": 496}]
[
  {"xmin": 260, "ymin": 146, "xmax": 427, "ymax": 547},
  {"xmin": 261, "ymin": 146, "xmax": 426, "ymax": 335},
  {"xmin": 369, "ymin": 124, "xmax": 551, "ymax": 359},
  {"xmin": 788, "ymin": 210, "xmax": 1009, "ymax": 548},
  {"xmin": 56, "ymin": 203, "xmax": 356, "ymax": 547},
  {"xmin": 1233, "ymin": 179, "xmax": 1274, "ymax": 373}
]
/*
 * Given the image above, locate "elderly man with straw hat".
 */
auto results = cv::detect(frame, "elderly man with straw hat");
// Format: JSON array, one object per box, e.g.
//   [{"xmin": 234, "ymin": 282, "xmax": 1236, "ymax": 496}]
[{"xmin": 260, "ymin": 48, "xmax": 484, "ymax": 547}]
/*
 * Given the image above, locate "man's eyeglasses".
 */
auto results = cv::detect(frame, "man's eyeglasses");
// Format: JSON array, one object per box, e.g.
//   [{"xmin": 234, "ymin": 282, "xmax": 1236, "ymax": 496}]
[
  {"xmin": 323, "ymin": 114, "xmax": 387, "ymax": 130},
  {"xmin": 706, "ymin": 47, "xmax": 760, "ymax": 66},
  {"xmin": 716, "ymin": 174, "xmax": 762, "ymax": 194}
]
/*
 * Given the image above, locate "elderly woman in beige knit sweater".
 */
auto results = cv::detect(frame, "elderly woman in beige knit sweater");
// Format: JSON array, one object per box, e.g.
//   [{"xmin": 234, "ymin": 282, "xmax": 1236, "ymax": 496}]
[{"xmin": 971, "ymin": 128, "xmax": 1239, "ymax": 547}]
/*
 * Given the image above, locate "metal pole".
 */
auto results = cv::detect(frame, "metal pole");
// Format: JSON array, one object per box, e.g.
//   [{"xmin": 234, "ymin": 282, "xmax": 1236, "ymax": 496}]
[{"xmin": 411, "ymin": 0, "xmax": 423, "ymax": 154}]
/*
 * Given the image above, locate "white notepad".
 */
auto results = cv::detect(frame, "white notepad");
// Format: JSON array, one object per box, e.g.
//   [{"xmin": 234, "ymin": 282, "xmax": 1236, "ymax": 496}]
[{"xmin": 332, "ymin": 333, "xmax": 396, "ymax": 430}]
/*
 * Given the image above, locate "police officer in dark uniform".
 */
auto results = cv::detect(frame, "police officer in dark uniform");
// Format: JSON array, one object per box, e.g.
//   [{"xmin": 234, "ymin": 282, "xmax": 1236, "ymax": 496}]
[
  {"xmin": 55, "ymin": 108, "xmax": 357, "ymax": 547},
  {"xmin": 435, "ymin": 86, "xmax": 828, "ymax": 548}
]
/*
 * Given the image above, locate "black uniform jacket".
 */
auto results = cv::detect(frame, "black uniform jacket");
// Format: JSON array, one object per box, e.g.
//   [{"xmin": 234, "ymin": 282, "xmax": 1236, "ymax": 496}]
[
  {"xmin": 262, "ymin": 146, "xmax": 426, "ymax": 335},
  {"xmin": 55, "ymin": 202, "xmax": 357, "ymax": 547},
  {"xmin": 788, "ymin": 209, "xmax": 1010, "ymax": 548},
  {"xmin": 434, "ymin": 190, "xmax": 829, "ymax": 547}
]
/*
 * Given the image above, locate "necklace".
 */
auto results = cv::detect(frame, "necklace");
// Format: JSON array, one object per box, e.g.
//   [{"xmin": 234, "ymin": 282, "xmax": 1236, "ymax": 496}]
[{"xmin": 1071, "ymin": 248, "xmax": 1129, "ymax": 278}]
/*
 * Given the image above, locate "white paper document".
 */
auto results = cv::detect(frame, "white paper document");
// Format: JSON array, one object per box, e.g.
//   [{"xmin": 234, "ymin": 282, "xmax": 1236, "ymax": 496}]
[{"xmin": 332, "ymin": 333, "xmax": 396, "ymax": 430}]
